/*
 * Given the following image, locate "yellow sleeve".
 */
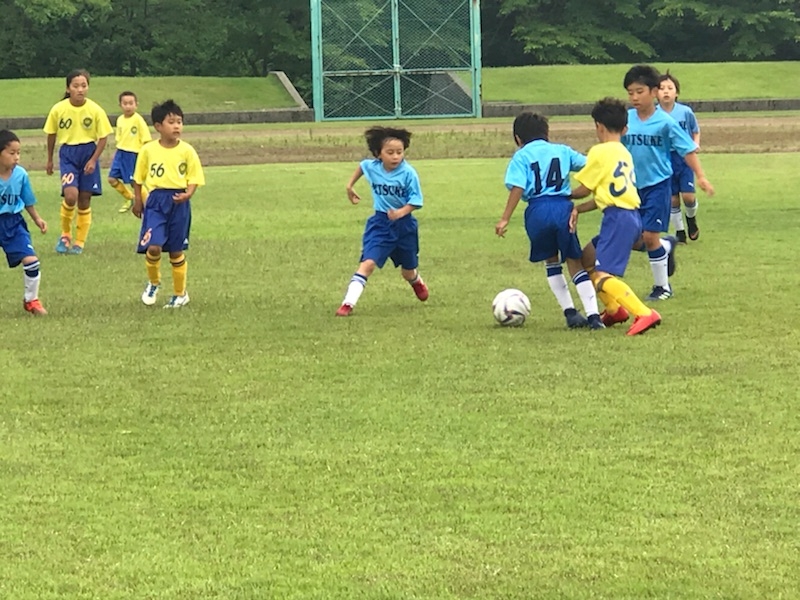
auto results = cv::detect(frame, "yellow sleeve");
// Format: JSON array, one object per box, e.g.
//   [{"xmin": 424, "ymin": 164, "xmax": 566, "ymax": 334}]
[
  {"xmin": 133, "ymin": 144, "xmax": 150, "ymax": 185},
  {"xmin": 185, "ymin": 145, "xmax": 205, "ymax": 186},
  {"xmin": 93, "ymin": 103, "xmax": 113, "ymax": 139},
  {"xmin": 43, "ymin": 104, "xmax": 61, "ymax": 135},
  {"xmin": 575, "ymin": 147, "xmax": 602, "ymax": 192},
  {"xmin": 139, "ymin": 115, "xmax": 152, "ymax": 145}
]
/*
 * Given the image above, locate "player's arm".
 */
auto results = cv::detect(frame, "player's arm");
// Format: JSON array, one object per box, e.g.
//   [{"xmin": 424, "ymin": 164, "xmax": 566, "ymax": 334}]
[
  {"xmin": 131, "ymin": 149, "xmax": 148, "ymax": 218},
  {"xmin": 45, "ymin": 134, "xmax": 56, "ymax": 175},
  {"xmin": 173, "ymin": 184, "xmax": 197, "ymax": 204},
  {"xmin": 346, "ymin": 165, "xmax": 364, "ymax": 204},
  {"xmin": 24, "ymin": 206, "xmax": 48, "ymax": 233},
  {"xmin": 495, "ymin": 186, "xmax": 523, "ymax": 238},
  {"xmin": 84, "ymin": 136, "xmax": 108, "ymax": 175},
  {"xmin": 683, "ymin": 152, "xmax": 714, "ymax": 196}
]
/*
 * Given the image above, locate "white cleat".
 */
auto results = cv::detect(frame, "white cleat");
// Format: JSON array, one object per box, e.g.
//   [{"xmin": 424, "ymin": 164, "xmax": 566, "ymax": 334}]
[
  {"xmin": 164, "ymin": 293, "xmax": 190, "ymax": 308},
  {"xmin": 141, "ymin": 283, "xmax": 159, "ymax": 306}
]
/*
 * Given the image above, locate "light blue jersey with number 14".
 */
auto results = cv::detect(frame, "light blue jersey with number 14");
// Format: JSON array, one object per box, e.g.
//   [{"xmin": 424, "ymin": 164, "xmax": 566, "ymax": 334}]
[{"xmin": 505, "ymin": 139, "xmax": 586, "ymax": 202}]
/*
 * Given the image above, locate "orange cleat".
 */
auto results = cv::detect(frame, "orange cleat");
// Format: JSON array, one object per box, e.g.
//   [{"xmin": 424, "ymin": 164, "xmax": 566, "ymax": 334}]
[
  {"xmin": 411, "ymin": 279, "xmax": 429, "ymax": 301},
  {"xmin": 601, "ymin": 306, "xmax": 629, "ymax": 327},
  {"xmin": 626, "ymin": 309, "xmax": 662, "ymax": 336},
  {"xmin": 335, "ymin": 303, "xmax": 353, "ymax": 317},
  {"xmin": 24, "ymin": 299, "xmax": 48, "ymax": 315}
]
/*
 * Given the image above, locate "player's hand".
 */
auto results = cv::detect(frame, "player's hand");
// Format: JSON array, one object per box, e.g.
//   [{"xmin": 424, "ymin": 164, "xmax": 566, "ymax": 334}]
[
  {"xmin": 173, "ymin": 192, "xmax": 191, "ymax": 203},
  {"xmin": 35, "ymin": 218, "xmax": 47, "ymax": 234},
  {"xmin": 45, "ymin": 160, "xmax": 53, "ymax": 176},
  {"xmin": 698, "ymin": 177, "xmax": 715, "ymax": 197},
  {"xmin": 132, "ymin": 199, "xmax": 144, "ymax": 218},
  {"xmin": 387, "ymin": 208, "xmax": 403, "ymax": 221},
  {"xmin": 495, "ymin": 219, "xmax": 509, "ymax": 237},
  {"xmin": 84, "ymin": 160, "xmax": 97, "ymax": 175},
  {"xmin": 346, "ymin": 188, "xmax": 360, "ymax": 204},
  {"xmin": 568, "ymin": 208, "xmax": 579, "ymax": 233}
]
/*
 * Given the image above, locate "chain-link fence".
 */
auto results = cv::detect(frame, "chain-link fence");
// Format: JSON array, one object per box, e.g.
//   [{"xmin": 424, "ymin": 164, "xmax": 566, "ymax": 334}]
[{"xmin": 311, "ymin": 0, "xmax": 481, "ymax": 121}]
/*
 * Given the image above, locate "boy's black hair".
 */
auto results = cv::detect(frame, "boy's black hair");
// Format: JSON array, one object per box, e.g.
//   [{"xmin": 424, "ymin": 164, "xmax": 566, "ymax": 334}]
[
  {"xmin": 591, "ymin": 98, "xmax": 628, "ymax": 133},
  {"xmin": 513, "ymin": 112, "xmax": 549, "ymax": 144},
  {"xmin": 152, "ymin": 99, "xmax": 184, "ymax": 124},
  {"xmin": 658, "ymin": 71, "xmax": 681, "ymax": 94},
  {"xmin": 0, "ymin": 129, "xmax": 20, "ymax": 151},
  {"xmin": 119, "ymin": 90, "xmax": 138, "ymax": 103},
  {"xmin": 62, "ymin": 68, "xmax": 90, "ymax": 99},
  {"xmin": 623, "ymin": 64, "xmax": 660, "ymax": 90},
  {"xmin": 364, "ymin": 126, "xmax": 411, "ymax": 158}
]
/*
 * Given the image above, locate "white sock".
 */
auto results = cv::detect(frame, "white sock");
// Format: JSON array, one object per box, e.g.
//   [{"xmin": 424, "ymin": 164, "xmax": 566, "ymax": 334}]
[
  {"xmin": 670, "ymin": 207, "xmax": 685, "ymax": 232},
  {"xmin": 572, "ymin": 271, "xmax": 599, "ymax": 316},
  {"xmin": 343, "ymin": 273, "xmax": 367, "ymax": 306},
  {"xmin": 23, "ymin": 261, "xmax": 41, "ymax": 302},
  {"xmin": 684, "ymin": 200, "xmax": 698, "ymax": 218},
  {"xmin": 648, "ymin": 240, "xmax": 670, "ymax": 288},
  {"xmin": 545, "ymin": 262, "xmax": 575, "ymax": 311}
]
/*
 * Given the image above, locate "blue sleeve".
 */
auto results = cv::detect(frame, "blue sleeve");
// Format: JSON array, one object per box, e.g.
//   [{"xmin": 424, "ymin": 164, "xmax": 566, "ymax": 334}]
[
  {"xmin": 688, "ymin": 111, "xmax": 699, "ymax": 134},
  {"xmin": 668, "ymin": 119, "xmax": 698, "ymax": 157},
  {"xmin": 359, "ymin": 159, "xmax": 374, "ymax": 183},
  {"xmin": 406, "ymin": 169, "xmax": 423, "ymax": 207},
  {"xmin": 504, "ymin": 153, "xmax": 528, "ymax": 191},
  {"xmin": 569, "ymin": 147, "xmax": 587, "ymax": 171},
  {"xmin": 20, "ymin": 172, "xmax": 37, "ymax": 207}
]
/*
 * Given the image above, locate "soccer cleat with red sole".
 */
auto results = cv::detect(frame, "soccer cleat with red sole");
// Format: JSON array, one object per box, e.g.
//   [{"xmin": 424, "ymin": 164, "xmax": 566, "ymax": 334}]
[
  {"xmin": 411, "ymin": 279, "xmax": 429, "ymax": 301},
  {"xmin": 24, "ymin": 299, "xmax": 48, "ymax": 315},
  {"xmin": 626, "ymin": 309, "xmax": 662, "ymax": 336},
  {"xmin": 335, "ymin": 303, "xmax": 353, "ymax": 317},
  {"xmin": 601, "ymin": 306, "xmax": 629, "ymax": 327},
  {"xmin": 687, "ymin": 216, "xmax": 700, "ymax": 240}
]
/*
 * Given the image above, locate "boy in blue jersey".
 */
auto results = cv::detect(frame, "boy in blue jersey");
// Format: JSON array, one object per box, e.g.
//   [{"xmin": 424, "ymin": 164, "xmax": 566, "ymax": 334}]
[
  {"xmin": 570, "ymin": 98, "xmax": 661, "ymax": 336},
  {"xmin": 495, "ymin": 112, "xmax": 602, "ymax": 329},
  {"xmin": 0, "ymin": 130, "xmax": 48, "ymax": 315},
  {"xmin": 657, "ymin": 72, "xmax": 701, "ymax": 243},
  {"xmin": 336, "ymin": 126, "xmax": 428, "ymax": 316},
  {"xmin": 622, "ymin": 64, "xmax": 714, "ymax": 301}
]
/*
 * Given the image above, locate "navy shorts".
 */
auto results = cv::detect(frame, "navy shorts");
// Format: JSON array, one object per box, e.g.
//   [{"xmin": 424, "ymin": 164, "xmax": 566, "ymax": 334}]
[
  {"xmin": 108, "ymin": 149, "xmax": 138, "ymax": 183},
  {"xmin": 638, "ymin": 179, "xmax": 671, "ymax": 233},
  {"xmin": 59, "ymin": 142, "xmax": 103, "ymax": 196},
  {"xmin": 137, "ymin": 189, "xmax": 191, "ymax": 254},
  {"xmin": 670, "ymin": 153, "xmax": 695, "ymax": 196},
  {"xmin": 360, "ymin": 211, "xmax": 419, "ymax": 270},
  {"xmin": 0, "ymin": 213, "xmax": 35, "ymax": 267},
  {"xmin": 592, "ymin": 207, "xmax": 642, "ymax": 277},
  {"xmin": 524, "ymin": 199, "xmax": 582, "ymax": 263}
]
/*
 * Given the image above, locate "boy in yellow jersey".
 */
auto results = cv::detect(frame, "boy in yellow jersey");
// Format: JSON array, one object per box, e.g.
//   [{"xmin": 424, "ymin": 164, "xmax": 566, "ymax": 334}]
[
  {"xmin": 108, "ymin": 91, "xmax": 151, "ymax": 213},
  {"xmin": 569, "ymin": 98, "xmax": 662, "ymax": 336},
  {"xmin": 132, "ymin": 100, "xmax": 204, "ymax": 308},
  {"xmin": 44, "ymin": 69, "xmax": 113, "ymax": 255}
]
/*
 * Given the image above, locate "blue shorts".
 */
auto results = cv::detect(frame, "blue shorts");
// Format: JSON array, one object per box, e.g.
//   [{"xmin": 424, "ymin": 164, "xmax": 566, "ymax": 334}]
[
  {"xmin": 638, "ymin": 179, "xmax": 671, "ymax": 233},
  {"xmin": 591, "ymin": 207, "xmax": 642, "ymax": 277},
  {"xmin": 59, "ymin": 142, "xmax": 102, "ymax": 196},
  {"xmin": 524, "ymin": 198, "xmax": 582, "ymax": 263},
  {"xmin": 108, "ymin": 149, "xmax": 138, "ymax": 183},
  {"xmin": 670, "ymin": 153, "xmax": 695, "ymax": 196},
  {"xmin": 137, "ymin": 189, "xmax": 191, "ymax": 254},
  {"xmin": 0, "ymin": 213, "xmax": 36, "ymax": 267},
  {"xmin": 360, "ymin": 211, "xmax": 419, "ymax": 270}
]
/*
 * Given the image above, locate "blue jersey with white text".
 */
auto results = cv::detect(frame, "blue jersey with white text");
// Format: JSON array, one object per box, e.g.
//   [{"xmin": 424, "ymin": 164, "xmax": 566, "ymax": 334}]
[
  {"xmin": 663, "ymin": 102, "xmax": 699, "ymax": 139},
  {"xmin": 622, "ymin": 107, "xmax": 697, "ymax": 188},
  {"xmin": 360, "ymin": 158, "xmax": 423, "ymax": 212},
  {"xmin": 0, "ymin": 165, "xmax": 37, "ymax": 216},
  {"xmin": 505, "ymin": 139, "xmax": 586, "ymax": 202}
]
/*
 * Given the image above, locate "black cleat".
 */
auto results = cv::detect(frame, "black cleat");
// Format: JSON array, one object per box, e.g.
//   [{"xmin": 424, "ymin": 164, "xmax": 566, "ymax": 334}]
[
  {"xmin": 664, "ymin": 235, "xmax": 678, "ymax": 277},
  {"xmin": 564, "ymin": 307, "xmax": 588, "ymax": 329},
  {"xmin": 675, "ymin": 229, "xmax": 688, "ymax": 244},
  {"xmin": 587, "ymin": 313, "xmax": 606, "ymax": 330},
  {"xmin": 687, "ymin": 216, "xmax": 700, "ymax": 240}
]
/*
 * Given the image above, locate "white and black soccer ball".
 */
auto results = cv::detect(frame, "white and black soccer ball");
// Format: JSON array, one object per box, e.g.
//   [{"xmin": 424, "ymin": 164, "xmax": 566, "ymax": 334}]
[{"xmin": 492, "ymin": 289, "xmax": 531, "ymax": 327}]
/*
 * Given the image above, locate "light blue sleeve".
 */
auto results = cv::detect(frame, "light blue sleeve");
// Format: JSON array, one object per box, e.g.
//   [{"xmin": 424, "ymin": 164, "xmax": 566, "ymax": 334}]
[
  {"xmin": 406, "ymin": 167, "xmax": 423, "ymax": 207},
  {"xmin": 569, "ymin": 147, "xmax": 587, "ymax": 171},
  {"xmin": 359, "ymin": 158, "xmax": 375, "ymax": 183},
  {"xmin": 20, "ymin": 171, "xmax": 37, "ymax": 206},
  {"xmin": 668, "ymin": 119, "xmax": 698, "ymax": 158},
  {"xmin": 687, "ymin": 110, "xmax": 699, "ymax": 134},
  {"xmin": 504, "ymin": 152, "xmax": 528, "ymax": 191}
]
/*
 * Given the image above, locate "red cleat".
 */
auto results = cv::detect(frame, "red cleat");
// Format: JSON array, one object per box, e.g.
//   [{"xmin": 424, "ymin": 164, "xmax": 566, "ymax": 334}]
[
  {"xmin": 626, "ymin": 309, "xmax": 662, "ymax": 336},
  {"xmin": 335, "ymin": 303, "xmax": 353, "ymax": 317},
  {"xmin": 601, "ymin": 306, "xmax": 629, "ymax": 327},
  {"xmin": 411, "ymin": 279, "xmax": 429, "ymax": 301},
  {"xmin": 24, "ymin": 299, "xmax": 48, "ymax": 315}
]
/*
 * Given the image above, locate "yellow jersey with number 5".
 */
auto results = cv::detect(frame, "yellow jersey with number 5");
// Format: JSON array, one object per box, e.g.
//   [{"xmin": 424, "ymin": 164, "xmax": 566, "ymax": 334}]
[
  {"xmin": 43, "ymin": 98, "xmax": 113, "ymax": 146},
  {"xmin": 133, "ymin": 140, "xmax": 205, "ymax": 191},
  {"xmin": 575, "ymin": 141, "xmax": 640, "ymax": 211}
]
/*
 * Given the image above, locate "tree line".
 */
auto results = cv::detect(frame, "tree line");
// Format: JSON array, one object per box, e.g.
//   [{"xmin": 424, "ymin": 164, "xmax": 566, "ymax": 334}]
[{"xmin": 3, "ymin": 0, "xmax": 798, "ymax": 100}]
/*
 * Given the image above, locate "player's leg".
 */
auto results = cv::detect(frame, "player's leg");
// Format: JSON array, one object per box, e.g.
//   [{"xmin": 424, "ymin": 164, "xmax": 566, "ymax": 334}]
[
  {"xmin": 639, "ymin": 181, "xmax": 677, "ymax": 301},
  {"xmin": 21, "ymin": 255, "xmax": 46, "ymax": 315},
  {"xmin": 57, "ymin": 155, "xmax": 80, "ymax": 254},
  {"xmin": 161, "ymin": 200, "xmax": 192, "ymax": 308},
  {"xmin": 683, "ymin": 191, "xmax": 699, "ymax": 241},
  {"xmin": 137, "ymin": 191, "xmax": 170, "ymax": 305},
  {"xmin": 71, "ymin": 190, "xmax": 93, "ymax": 254},
  {"xmin": 670, "ymin": 194, "xmax": 687, "ymax": 244},
  {"xmin": 394, "ymin": 215, "xmax": 428, "ymax": 301},
  {"xmin": 559, "ymin": 207, "xmax": 600, "ymax": 328},
  {"xmin": 337, "ymin": 213, "xmax": 391, "ymax": 316},
  {"xmin": 2, "ymin": 215, "xmax": 46, "ymax": 314}
]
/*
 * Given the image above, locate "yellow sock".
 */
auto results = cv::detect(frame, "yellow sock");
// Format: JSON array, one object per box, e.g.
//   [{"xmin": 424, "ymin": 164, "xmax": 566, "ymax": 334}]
[
  {"xmin": 111, "ymin": 180, "xmax": 133, "ymax": 200},
  {"xmin": 74, "ymin": 208, "xmax": 92, "ymax": 248},
  {"xmin": 60, "ymin": 201, "xmax": 76, "ymax": 237},
  {"xmin": 145, "ymin": 251, "xmax": 161, "ymax": 286},
  {"xmin": 170, "ymin": 254, "xmax": 187, "ymax": 296},
  {"xmin": 599, "ymin": 276, "xmax": 651, "ymax": 318},
  {"xmin": 589, "ymin": 270, "xmax": 620, "ymax": 312}
]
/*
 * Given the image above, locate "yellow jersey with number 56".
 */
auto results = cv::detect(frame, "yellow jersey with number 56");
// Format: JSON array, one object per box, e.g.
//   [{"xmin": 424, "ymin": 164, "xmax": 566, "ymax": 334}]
[
  {"xmin": 575, "ymin": 141, "xmax": 640, "ymax": 211},
  {"xmin": 43, "ymin": 98, "xmax": 113, "ymax": 146},
  {"xmin": 133, "ymin": 140, "xmax": 205, "ymax": 191}
]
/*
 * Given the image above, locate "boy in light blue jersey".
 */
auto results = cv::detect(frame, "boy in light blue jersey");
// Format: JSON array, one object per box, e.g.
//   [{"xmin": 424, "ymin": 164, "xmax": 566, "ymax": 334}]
[
  {"xmin": 658, "ymin": 71, "xmax": 701, "ymax": 243},
  {"xmin": 0, "ymin": 130, "xmax": 48, "ymax": 315},
  {"xmin": 495, "ymin": 112, "xmax": 602, "ymax": 329},
  {"xmin": 622, "ymin": 64, "xmax": 715, "ymax": 301},
  {"xmin": 335, "ymin": 126, "xmax": 428, "ymax": 316}
]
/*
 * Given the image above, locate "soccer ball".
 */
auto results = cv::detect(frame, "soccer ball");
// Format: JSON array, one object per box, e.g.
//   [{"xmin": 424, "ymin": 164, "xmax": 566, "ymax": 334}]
[{"xmin": 492, "ymin": 289, "xmax": 531, "ymax": 327}]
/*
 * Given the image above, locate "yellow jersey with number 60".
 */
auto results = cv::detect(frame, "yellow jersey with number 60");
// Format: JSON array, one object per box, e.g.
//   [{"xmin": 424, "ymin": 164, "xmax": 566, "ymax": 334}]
[
  {"xmin": 574, "ymin": 141, "xmax": 640, "ymax": 211},
  {"xmin": 43, "ymin": 98, "xmax": 113, "ymax": 146},
  {"xmin": 133, "ymin": 140, "xmax": 205, "ymax": 191}
]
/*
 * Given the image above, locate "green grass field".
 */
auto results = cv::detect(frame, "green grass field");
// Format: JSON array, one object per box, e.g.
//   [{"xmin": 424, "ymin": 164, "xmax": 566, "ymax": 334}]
[{"xmin": 2, "ymin": 153, "xmax": 799, "ymax": 599}]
